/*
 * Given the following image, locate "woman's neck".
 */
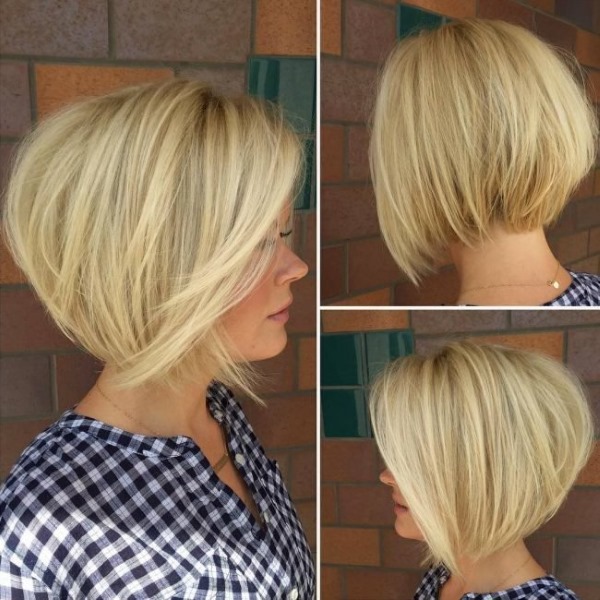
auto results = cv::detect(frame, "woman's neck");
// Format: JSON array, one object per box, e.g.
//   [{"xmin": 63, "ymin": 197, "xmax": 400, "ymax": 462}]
[
  {"xmin": 441, "ymin": 541, "xmax": 546, "ymax": 600},
  {"xmin": 451, "ymin": 225, "xmax": 571, "ymax": 306},
  {"xmin": 75, "ymin": 365, "xmax": 214, "ymax": 439}
]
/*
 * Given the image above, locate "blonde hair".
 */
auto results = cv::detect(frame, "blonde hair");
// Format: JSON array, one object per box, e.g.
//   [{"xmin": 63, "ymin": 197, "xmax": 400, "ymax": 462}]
[
  {"xmin": 3, "ymin": 79, "xmax": 303, "ymax": 397},
  {"xmin": 369, "ymin": 341, "xmax": 594, "ymax": 575},
  {"xmin": 370, "ymin": 19, "xmax": 598, "ymax": 283}
]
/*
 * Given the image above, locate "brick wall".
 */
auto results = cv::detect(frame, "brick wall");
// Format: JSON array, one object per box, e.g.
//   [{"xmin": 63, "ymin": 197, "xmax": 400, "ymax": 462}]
[
  {"xmin": 321, "ymin": 309, "xmax": 600, "ymax": 599},
  {"xmin": 0, "ymin": 0, "xmax": 316, "ymax": 550},
  {"xmin": 321, "ymin": 0, "xmax": 600, "ymax": 305}
]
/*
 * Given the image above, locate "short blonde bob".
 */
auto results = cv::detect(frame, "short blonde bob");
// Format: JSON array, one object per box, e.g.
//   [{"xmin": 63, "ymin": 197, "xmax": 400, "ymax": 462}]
[
  {"xmin": 369, "ymin": 341, "xmax": 594, "ymax": 576},
  {"xmin": 370, "ymin": 19, "xmax": 598, "ymax": 283},
  {"xmin": 3, "ymin": 79, "xmax": 303, "ymax": 397}
]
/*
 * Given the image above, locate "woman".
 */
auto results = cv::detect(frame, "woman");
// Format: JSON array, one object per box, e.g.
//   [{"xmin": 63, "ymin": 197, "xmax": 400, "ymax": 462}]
[
  {"xmin": 370, "ymin": 342, "xmax": 593, "ymax": 599},
  {"xmin": 0, "ymin": 79, "xmax": 314, "ymax": 598},
  {"xmin": 370, "ymin": 19, "xmax": 599, "ymax": 306}
]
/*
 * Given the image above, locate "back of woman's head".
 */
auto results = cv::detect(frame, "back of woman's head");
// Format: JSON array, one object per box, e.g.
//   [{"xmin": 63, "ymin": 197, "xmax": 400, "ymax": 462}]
[
  {"xmin": 369, "ymin": 341, "xmax": 594, "ymax": 575},
  {"xmin": 370, "ymin": 19, "xmax": 598, "ymax": 283},
  {"xmin": 3, "ymin": 78, "xmax": 303, "ymax": 396}
]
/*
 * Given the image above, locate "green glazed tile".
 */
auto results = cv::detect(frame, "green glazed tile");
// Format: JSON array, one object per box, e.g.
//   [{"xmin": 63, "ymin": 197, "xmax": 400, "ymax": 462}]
[
  {"xmin": 365, "ymin": 330, "xmax": 414, "ymax": 381},
  {"xmin": 248, "ymin": 57, "xmax": 316, "ymax": 133},
  {"xmin": 295, "ymin": 137, "xmax": 315, "ymax": 210},
  {"xmin": 322, "ymin": 389, "xmax": 370, "ymax": 438},
  {"xmin": 397, "ymin": 5, "xmax": 445, "ymax": 39},
  {"xmin": 321, "ymin": 334, "xmax": 365, "ymax": 387}
]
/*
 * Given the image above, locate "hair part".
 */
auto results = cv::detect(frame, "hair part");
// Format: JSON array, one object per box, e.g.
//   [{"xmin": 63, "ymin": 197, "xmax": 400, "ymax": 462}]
[
  {"xmin": 369, "ymin": 341, "xmax": 594, "ymax": 575},
  {"xmin": 3, "ymin": 78, "xmax": 303, "ymax": 400},
  {"xmin": 370, "ymin": 19, "xmax": 598, "ymax": 283}
]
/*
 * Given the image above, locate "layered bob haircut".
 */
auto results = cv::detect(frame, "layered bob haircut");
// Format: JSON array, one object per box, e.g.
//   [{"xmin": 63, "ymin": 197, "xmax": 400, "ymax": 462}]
[
  {"xmin": 370, "ymin": 19, "xmax": 598, "ymax": 283},
  {"xmin": 3, "ymin": 79, "xmax": 303, "ymax": 396},
  {"xmin": 369, "ymin": 341, "xmax": 594, "ymax": 576}
]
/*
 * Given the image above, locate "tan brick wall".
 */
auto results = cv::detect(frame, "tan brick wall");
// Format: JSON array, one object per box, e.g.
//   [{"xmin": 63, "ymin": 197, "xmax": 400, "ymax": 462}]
[
  {"xmin": 321, "ymin": 309, "xmax": 600, "ymax": 599},
  {"xmin": 0, "ymin": 0, "xmax": 316, "ymax": 550},
  {"xmin": 321, "ymin": 0, "xmax": 600, "ymax": 305}
]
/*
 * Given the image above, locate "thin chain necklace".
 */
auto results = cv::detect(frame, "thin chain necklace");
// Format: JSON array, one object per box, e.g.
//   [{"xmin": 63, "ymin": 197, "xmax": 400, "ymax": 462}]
[
  {"xmin": 94, "ymin": 383, "xmax": 230, "ymax": 473},
  {"xmin": 492, "ymin": 555, "xmax": 533, "ymax": 590},
  {"xmin": 460, "ymin": 260, "xmax": 561, "ymax": 296}
]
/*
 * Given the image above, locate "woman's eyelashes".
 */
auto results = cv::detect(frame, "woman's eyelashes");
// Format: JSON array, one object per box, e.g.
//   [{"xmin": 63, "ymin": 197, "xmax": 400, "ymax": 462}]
[{"xmin": 279, "ymin": 229, "xmax": 292, "ymax": 238}]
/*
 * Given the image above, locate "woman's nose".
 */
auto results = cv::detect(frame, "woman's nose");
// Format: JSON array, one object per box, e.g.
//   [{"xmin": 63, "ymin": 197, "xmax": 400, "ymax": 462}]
[
  {"xmin": 379, "ymin": 468, "xmax": 395, "ymax": 487},
  {"xmin": 276, "ymin": 245, "xmax": 309, "ymax": 285}
]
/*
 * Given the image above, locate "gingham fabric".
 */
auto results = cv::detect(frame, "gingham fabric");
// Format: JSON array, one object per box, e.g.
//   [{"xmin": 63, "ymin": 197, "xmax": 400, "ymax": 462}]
[
  {"xmin": 0, "ymin": 381, "xmax": 315, "ymax": 599},
  {"xmin": 415, "ymin": 565, "xmax": 579, "ymax": 600},
  {"xmin": 543, "ymin": 271, "xmax": 600, "ymax": 306}
]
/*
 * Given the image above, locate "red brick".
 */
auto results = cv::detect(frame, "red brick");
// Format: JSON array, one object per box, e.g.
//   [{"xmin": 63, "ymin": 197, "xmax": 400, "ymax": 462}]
[
  {"xmin": 526, "ymin": 0, "xmax": 555, "ymax": 11},
  {"xmin": 288, "ymin": 274, "xmax": 316, "ymax": 334},
  {"xmin": 255, "ymin": 0, "xmax": 315, "ymax": 56},
  {"xmin": 0, "ymin": 62, "xmax": 31, "ymax": 137},
  {"xmin": 548, "ymin": 203, "xmax": 577, "ymax": 236},
  {"xmin": 595, "ymin": 169, "xmax": 600, "ymax": 196},
  {"xmin": 404, "ymin": 0, "xmax": 476, "ymax": 18},
  {"xmin": 567, "ymin": 328, "xmax": 600, "ymax": 382},
  {"xmin": 511, "ymin": 310, "xmax": 600, "ymax": 327},
  {"xmin": 345, "ymin": 568, "xmax": 424, "ymax": 599},
  {"xmin": 345, "ymin": 0, "xmax": 396, "ymax": 63},
  {"xmin": 322, "ymin": 310, "xmax": 408, "ymax": 333},
  {"xmin": 550, "ymin": 231, "xmax": 589, "ymax": 264},
  {"xmin": 589, "ymin": 383, "xmax": 600, "ymax": 436},
  {"xmin": 322, "ymin": 483, "xmax": 338, "ymax": 525},
  {"xmin": 298, "ymin": 336, "xmax": 316, "ymax": 390},
  {"xmin": 1, "ymin": 418, "xmax": 56, "ymax": 479},
  {"xmin": 113, "ymin": 0, "xmax": 250, "ymax": 62},
  {"xmin": 338, "ymin": 484, "xmax": 394, "ymax": 526},
  {"xmin": 556, "ymin": 537, "xmax": 600, "ymax": 581},
  {"xmin": 0, "ymin": 355, "xmax": 52, "ymax": 418},
  {"xmin": 554, "ymin": 0, "xmax": 595, "ymax": 31},
  {"xmin": 563, "ymin": 583, "xmax": 600, "ymax": 600},
  {"xmin": 394, "ymin": 267, "xmax": 460, "ymax": 306},
  {"xmin": 295, "ymin": 499, "xmax": 316, "ymax": 550},
  {"xmin": 321, "ymin": 245, "xmax": 346, "ymax": 300},
  {"xmin": 321, "ymin": 185, "xmax": 379, "ymax": 243},
  {"xmin": 322, "ymin": 527, "xmax": 380, "ymax": 566},
  {"xmin": 0, "ymin": 0, "xmax": 108, "ymax": 57},
  {"xmin": 525, "ymin": 536, "xmax": 554, "ymax": 573},
  {"xmin": 36, "ymin": 64, "xmax": 173, "ymax": 119},
  {"xmin": 590, "ymin": 227, "xmax": 600, "ymax": 255},
  {"xmin": 322, "ymin": 59, "xmax": 378, "ymax": 122},
  {"xmin": 468, "ymin": 332, "xmax": 564, "ymax": 361},
  {"xmin": 177, "ymin": 67, "xmax": 246, "ymax": 96},
  {"xmin": 290, "ymin": 447, "xmax": 316, "ymax": 499},
  {"xmin": 255, "ymin": 342, "xmax": 295, "ymax": 394},
  {"xmin": 381, "ymin": 531, "xmax": 426, "ymax": 569},
  {"xmin": 333, "ymin": 288, "xmax": 391, "ymax": 305},
  {"xmin": 576, "ymin": 198, "xmax": 600, "ymax": 228},
  {"xmin": 577, "ymin": 441, "xmax": 600, "ymax": 486},
  {"xmin": 541, "ymin": 488, "xmax": 600, "ymax": 535},
  {"xmin": 321, "ymin": 566, "xmax": 343, "ymax": 599},
  {"xmin": 302, "ymin": 211, "xmax": 316, "ymax": 272},
  {"xmin": 55, "ymin": 352, "xmax": 103, "ymax": 413},
  {"xmin": 572, "ymin": 171, "xmax": 595, "ymax": 200},
  {"xmin": 411, "ymin": 309, "xmax": 507, "ymax": 334},
  {"xmin": 242, "ymin": 394, "xmax": 315, "ymax": 449},
  {"xmin": 479, "ymin": 0, "xmax": 535, "ymax": 29},
  {"xmin": 0, "ymin": 288, "xmax": 75, "ymax": 353},
  {"xmin": 322, "ymin": 0, "xmax": 342, "ymax": 55},
  {"xmin": 348, "ymin": 236, "xmax": 399, "ymax": 292},
  {"xmin": 0, "ymin": 235, "xmax": 26, "ymax": 285},
  {"xmin": 321, "ymin": 125, "xmax": 345, "ymax": 183},
  {"xmin": 570, "ymin": 256, "xmax": 599, "ymax": 274},
  {"xmin": 535, "ymin": 13, "xmax": 576, "ymax": 51},
  {"xmin": 575, "ymin": 29, "xmax": 600, "ymax": 68},
  {"xmin": 322, "ymin": 439, "xmax": 379, "ymax": 482},
  {"xmin": 347, "ymin": 126, "xmax": 370, "ymax": 181}
]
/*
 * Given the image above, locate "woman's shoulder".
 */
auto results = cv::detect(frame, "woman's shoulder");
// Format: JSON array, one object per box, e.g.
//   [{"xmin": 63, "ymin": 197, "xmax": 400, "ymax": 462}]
[{"xmin": 545, "ymin": 271, "xmax": 600, "ymax": 306}]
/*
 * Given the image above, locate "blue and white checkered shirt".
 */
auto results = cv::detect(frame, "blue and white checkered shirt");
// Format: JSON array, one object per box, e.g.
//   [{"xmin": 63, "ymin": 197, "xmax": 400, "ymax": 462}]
[
  {"xmin": 544, "ymin": 271, "xmax": 600, "ymax": 306},
  {"xmin": 415, "ymin": 565, "xmax": 579, "ymax": 600},
  {"xmin": 0, "ymin": 381, "xmax": 315, "ymax": 599}
]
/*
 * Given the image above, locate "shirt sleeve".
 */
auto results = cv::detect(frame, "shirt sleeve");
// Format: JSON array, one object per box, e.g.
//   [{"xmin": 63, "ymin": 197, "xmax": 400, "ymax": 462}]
[{"xmin": 0, "ymin": 551, "xmax": 54, "ymax": 599}]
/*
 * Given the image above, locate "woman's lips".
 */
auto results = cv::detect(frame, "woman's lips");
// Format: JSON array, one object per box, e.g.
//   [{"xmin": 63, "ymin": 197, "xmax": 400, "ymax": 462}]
[
  {"xmin": 267, "ymin": 300, "xmax": 292, "ymax": 323},
  {"xmin": 393, "ymin": 497, "xmax": 408, "ymax": 515}
]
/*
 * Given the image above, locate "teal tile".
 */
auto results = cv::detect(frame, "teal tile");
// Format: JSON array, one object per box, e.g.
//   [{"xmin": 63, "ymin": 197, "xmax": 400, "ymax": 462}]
[
  {"xmin": 397, "ymin": 5, "xmax": 444, "ymax": 39},
  {"xmin": 295, "ymin": 137, "xmax": 315, "ymax": 210},
  {"xmin": 365, "ymin": 330, "xmax": 414, "ymax": 381},
  {"xmin": 248, "ymin": 57, "xmax": 315, "ymax": 133},
  {"xmin": 321, "ymin": 334, "xmax": 365, "ymax": 387},
  {"xmin": 322, "ymin": 389, "xmax": 370, "ymax": 437}
]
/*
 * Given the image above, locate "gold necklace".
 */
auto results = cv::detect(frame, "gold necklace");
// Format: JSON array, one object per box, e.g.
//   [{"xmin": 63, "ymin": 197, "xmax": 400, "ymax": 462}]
[
  {"xmin": 94, "ymin": 383, "xmax": 230, "ymax": 473},
  {"xmin": 460, "ymin": 260, "xmax": 561, "ymax": 296},
  {"xmin": 492, "ymin": 555, "xmax": 533, "ymax": 590}
]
